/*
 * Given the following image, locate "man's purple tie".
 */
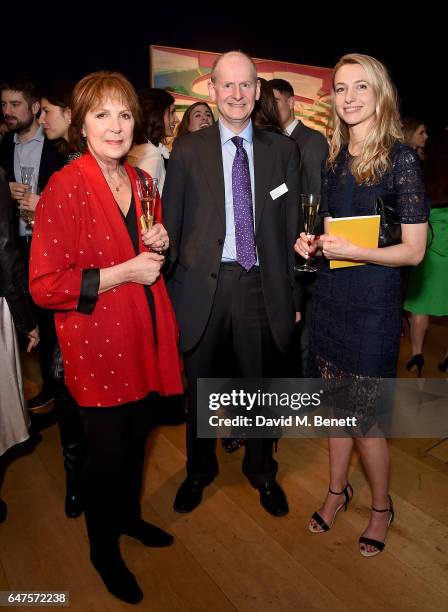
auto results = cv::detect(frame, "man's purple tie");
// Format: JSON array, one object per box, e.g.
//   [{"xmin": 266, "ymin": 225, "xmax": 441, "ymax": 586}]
[{"xmin": 231, "ymin": 136, "xmax": 256, "ymax": 271}]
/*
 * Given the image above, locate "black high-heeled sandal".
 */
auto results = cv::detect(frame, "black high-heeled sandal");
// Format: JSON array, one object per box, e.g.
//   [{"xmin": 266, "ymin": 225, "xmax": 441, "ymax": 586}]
[
  {"xmin": 406, "ymin": 353, "xmax": 424, "ymax": 377},
  {"xmin": 359, "ymin": 496, "xmax": 394, "ymax": 557},
  {"xmin": 309, "ymin": 482, "xmax": 353, "ymax": 533},
  {"xmin": 438, "ymin": 356, "xmax": 448, "ymax": 373}
]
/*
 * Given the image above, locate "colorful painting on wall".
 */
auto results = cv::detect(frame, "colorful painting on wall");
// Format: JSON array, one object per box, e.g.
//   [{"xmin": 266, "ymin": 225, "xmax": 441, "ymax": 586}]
[{"xmin": 150, "ymin": 45, "xmax": 333, "ymax": 136}]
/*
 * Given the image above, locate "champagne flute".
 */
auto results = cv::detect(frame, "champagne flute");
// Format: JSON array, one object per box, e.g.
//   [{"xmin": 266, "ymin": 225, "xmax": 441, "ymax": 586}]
[
  {"xmin": 136, "ymin": 177, "xmax": 158, "ymax": 232},
  {"xmin": 295, "ymin": 193, "xmax": 321, "ymax": 273},
  {"xmin": 20, "ymin": 166, "xmax": 36, "ymax": 227}
]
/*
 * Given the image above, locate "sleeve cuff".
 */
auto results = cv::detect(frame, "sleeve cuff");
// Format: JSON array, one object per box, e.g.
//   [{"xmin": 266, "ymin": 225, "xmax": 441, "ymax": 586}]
[{"xmin": 77, "ymin": 268, "xmax": 100, "ymax": 314}]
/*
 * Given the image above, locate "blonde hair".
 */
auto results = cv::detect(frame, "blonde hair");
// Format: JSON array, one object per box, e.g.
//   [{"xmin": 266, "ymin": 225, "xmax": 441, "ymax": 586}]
[{"xmin": 328, "ymin": 54, "xmax": 403, "ymax": 184}]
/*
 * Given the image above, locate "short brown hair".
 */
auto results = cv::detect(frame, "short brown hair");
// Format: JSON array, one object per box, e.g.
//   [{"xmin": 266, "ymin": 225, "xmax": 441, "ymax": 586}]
[
  {"xmin": 0, "ymin": 77, "xmax": 40, "ymax": 106},
  {"xmin": 69, "ymin": 71, "xmax": 141, "ymax": 153}
]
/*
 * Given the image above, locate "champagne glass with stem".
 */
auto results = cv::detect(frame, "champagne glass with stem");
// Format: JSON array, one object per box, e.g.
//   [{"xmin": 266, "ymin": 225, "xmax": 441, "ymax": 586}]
[
  {"xmin": 295, "ymin": 193, "xmax": 321, "ymax": 273},
  {"xmin": 136, "ymin": 176, "xmax": 158, "ymax": 232}
]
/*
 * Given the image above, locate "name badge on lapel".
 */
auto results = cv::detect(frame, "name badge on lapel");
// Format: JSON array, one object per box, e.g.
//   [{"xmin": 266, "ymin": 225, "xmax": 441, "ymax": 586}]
[{"xmin": 270, "ymin": 183, "xmax": 288, "ymax": 200}]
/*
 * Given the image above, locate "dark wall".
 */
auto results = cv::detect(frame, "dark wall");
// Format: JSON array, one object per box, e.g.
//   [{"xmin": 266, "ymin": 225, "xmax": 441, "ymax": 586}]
[{"xmin": 0, "ymin": 13, "xmax": 443, "ymax": 129}]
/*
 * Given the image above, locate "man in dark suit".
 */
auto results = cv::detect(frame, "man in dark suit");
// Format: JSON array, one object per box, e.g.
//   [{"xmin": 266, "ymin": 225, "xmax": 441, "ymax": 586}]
[
  {"xmin": 163, "ymin": 51, "xmax": 302, "ymax": 517},
  {"xmin": 0, "ymin": 78, "xmax": 64, "ymax": 411},
  {"xmin": 269, "ymin": 78, "xmax": 328, "ymax": 195},
  {"xmin": 270, "ymin": 78, "xmax": 329, "ymax": 372}
]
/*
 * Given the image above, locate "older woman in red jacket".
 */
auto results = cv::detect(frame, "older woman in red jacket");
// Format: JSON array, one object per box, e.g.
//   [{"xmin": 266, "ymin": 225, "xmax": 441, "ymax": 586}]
[{"xmin": 30, "ymin": 72, "xmax": 182, "ymax": 605}]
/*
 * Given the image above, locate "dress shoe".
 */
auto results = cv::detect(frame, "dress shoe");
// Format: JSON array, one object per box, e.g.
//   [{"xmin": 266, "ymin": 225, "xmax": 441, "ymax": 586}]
[
  {"xmin": 121, "ymin": 519, "xmax": 173, "ymax": 547},
  {"xmin": 221, "ymin": 437, "xmax": 245, "ymax": 453},
  {"xmin": 0, "ymin": 499, "xmax": 7, "ymax": 523},
  {"xmin": 90, "ymin": 548, "xmax": 143, "ymax": 604},
  {"xmin": 173, "ymin": 476, "xmax": 215, "ymax": 513},
  {"xmin": 256, "ymin": 481, "xmax": 289, "ymax": 517},
  {"xmin": 27, "ymin": 389, "xmax": 55, "ymax": 411}
]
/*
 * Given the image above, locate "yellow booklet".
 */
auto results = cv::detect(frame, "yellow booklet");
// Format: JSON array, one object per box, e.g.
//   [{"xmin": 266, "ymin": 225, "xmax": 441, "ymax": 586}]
[{"xmin": 328, "ymin": 215, "xmax": 380, "ymax": 269}]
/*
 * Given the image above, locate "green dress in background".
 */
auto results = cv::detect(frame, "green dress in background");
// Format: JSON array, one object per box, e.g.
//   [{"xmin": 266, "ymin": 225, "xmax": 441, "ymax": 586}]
[{"xmin": 405, "ymin": 205, "xmax": 448, "ymax": 315}]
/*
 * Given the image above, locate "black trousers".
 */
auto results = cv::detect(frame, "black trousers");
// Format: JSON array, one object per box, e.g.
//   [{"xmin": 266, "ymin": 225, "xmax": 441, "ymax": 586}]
[
  {"xmin": 19, "ymin": 236, "xmax": 57, "ymax": 394},
  {"xmin": 79, "ymin": 396, "xmax": 155, "ymax": 552},
  {"xmin": 184, "ymin": 263, "xmax": 290, "ymax": 486}
]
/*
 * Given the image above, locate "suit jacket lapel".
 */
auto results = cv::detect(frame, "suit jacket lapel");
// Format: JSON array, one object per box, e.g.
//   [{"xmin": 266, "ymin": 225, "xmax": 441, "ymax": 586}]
[
  {"xmin": 199, "ymin": 124, "xmax": 226, "ymax": 226},
  {"xmin": 253, "ymin": 128, "xmax": 273, "ymax": 234}
]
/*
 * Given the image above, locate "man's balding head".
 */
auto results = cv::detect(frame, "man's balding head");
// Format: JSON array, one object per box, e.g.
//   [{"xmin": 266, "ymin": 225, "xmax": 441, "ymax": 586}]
[
  {"xmin": 208, "ymin": 51, "xmax": 260, "ymax": 133},
  {"xmin": 211, "ymin": 51, "xmax": 257, "ymax": 83}
]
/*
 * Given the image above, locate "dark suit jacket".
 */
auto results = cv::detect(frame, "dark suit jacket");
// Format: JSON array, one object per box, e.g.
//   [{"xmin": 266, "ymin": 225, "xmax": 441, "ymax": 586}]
[
  {"xmin": 163, "ymin": 122, "xmax": 303, "ymax": 354},
  {"xmin": 289, "ymin": 121, "xmax": 328, "ymax": 195},
  {"xmin": 0, "ymin": 171, "xmax": 35, "ymax": 335},
  {"xmin": 0, "ymin": 131, "xmax": 65, "ymax": 193}
]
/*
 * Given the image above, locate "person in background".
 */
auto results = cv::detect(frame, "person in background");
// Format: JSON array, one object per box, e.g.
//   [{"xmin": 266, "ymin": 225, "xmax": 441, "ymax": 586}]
[
  {"xmin": 37, "ymin": 81, "xmax": 85, "ymax": 518},
  {"xmin": 270, "ymin": 77, "xmax": 328, "ymax": 194},
  {"xmin": 402, "ymin": 117, "xmax": 428, "ymax": 162},
  {"xmin": 221, "ymin": 77, "xmax": 285, "ymax": 455},
  {"xmin": 30, "ymin": 71, "xmax": 183, "ymax": 604},
  {"xmin": 270, "ymin": 77, "xmax": 329, "ymax": 375},
  {"xmin": 127, "ymin": 88, "xmax": 178, "ymax": 194},
  {"xmin": 399, "ymin": 117, "xmax": 428, "ymax": 337},
  {"xmin": 0, "ymin": 78, "xmax": 65, "ymax": 412},
  {"xmin": 251, "ymin": 78, "xmax": 283, "ymax": 134},
  {"xmin": 404, "ymin": 128, "xmax": 448, "ymax": 375},
  {"xmin": 39, "ymin": 81, "xmax": 74, "ymax": 156},
  {"xmin": 175, "ymin": 101, "xmax": 214, "ymax": 141},
  {"xmin": 0, "ymin": 170, "xmax": 39, "ymax": 523}
]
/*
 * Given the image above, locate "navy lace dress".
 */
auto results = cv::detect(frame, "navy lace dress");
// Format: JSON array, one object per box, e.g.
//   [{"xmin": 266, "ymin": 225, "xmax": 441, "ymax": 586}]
[{"xmin": 308, "ymin": 142, "xmax": 429, "ymax": 426}]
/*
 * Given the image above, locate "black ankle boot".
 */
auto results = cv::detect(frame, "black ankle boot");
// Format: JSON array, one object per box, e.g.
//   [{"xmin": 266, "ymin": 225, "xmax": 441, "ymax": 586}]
[
  {"xmin": 56, "ymin": 384, "xmax": 85, "ymax": 518},
  {"xmin": 63, "ymin": 441, "xmax": 84, "ymax": 518},
  {"xmin": 90, "ymin": 545, "xmax": 143, "ymax": 604},
  {"xmin": 121, "ymin": 519, "xmax": 174, "ymax": 547}
]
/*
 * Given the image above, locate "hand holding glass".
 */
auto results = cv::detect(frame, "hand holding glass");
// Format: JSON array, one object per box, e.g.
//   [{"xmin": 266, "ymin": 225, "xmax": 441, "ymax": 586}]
[
  {"xmin": 295, "ymin": 194, "xmax": 321, "ymax": 273},
  {"xmin": 20, "ymin": 166, "xmax": 36, "ymax": 227},
  {"xmin": 136, "ymin": 177, "xmax": 158, "ymax": 232}
]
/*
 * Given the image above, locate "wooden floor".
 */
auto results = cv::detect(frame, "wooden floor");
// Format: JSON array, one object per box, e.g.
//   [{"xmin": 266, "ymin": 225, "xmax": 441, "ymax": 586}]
[{"xmin": 0, "ymin": 317, "xmax": 447, "ymax": 611}]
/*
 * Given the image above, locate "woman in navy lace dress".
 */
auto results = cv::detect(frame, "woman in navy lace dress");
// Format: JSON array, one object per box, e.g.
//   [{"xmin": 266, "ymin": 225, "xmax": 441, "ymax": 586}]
[{"xmin": 295, "ymin": 54, "xmax": 429, "ymax": 557}]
